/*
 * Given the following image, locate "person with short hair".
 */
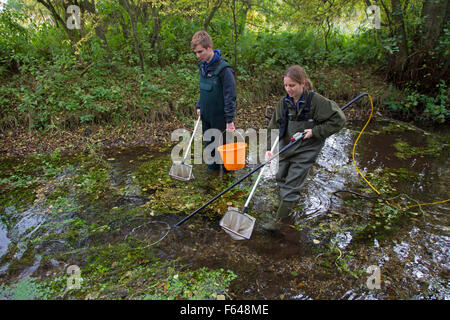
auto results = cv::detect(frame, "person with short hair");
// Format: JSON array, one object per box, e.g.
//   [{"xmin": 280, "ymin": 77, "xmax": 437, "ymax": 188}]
[{"xmin": 191, "ymin": 30, "xmax": 237, "ymax": 172}]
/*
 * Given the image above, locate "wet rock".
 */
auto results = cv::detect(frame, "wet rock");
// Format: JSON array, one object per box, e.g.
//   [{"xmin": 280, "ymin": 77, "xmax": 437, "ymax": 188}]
[{"xmin": 49, "ymin": 259, "xmax": 60, "ymax": 268}]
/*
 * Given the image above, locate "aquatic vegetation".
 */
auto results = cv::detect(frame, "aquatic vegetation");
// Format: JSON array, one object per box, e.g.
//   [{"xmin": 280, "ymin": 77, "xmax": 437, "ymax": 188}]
[
  {"xmin": 0, "ymin": 147, "xmax": 241, "ymax": 300},
  {"xmin": 134, "ymin": 156, "xmax": 248, "ymax": 218},
  {"xmin": 0, "ymin": 277, "xmax": 51, "ymax": 300},
  {"xmin": 0, "ymin": 122, "xmax": 448, "ymax": 300},
  {"xmin": 378, "ymin": 122, "xmax": 415, "ymax": 134},
  {"xmin": 40, "ymin": 242, "xmax": 237, "ymax": 300},
  {"xmin": 141, "ymin": 267, "xmax": 237, "ymax": 300},
  {"xmin": 393, "ymin": 137, "xmax": 443, "ymax": 160}
]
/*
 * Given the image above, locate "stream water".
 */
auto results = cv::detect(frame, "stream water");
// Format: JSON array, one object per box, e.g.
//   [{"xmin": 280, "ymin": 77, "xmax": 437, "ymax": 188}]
[{"xmin": 0, "ymin": 119, "xmax": 448, "ymax": 300}]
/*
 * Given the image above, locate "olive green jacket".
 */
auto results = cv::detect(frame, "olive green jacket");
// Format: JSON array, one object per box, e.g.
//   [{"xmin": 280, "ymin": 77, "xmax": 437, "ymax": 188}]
[{"xmin": 268, "ymin": 90, "xmax": 346, "ymax": 147}]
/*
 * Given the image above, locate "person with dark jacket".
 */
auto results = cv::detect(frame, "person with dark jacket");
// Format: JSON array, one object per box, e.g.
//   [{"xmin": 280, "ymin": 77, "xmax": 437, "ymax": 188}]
[
  {"xmin": 191, "ymin": 30, "xmax": 237, "ymax": 171},
  {"xmin": 263, "ymin": 65, "xmax": 346, "ymax": 231}
]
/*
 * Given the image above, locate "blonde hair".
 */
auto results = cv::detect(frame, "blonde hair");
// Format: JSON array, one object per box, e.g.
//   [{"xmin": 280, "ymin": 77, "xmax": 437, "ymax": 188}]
[
  {"xmin": 191, "ymin": 30, "xmax": 213, "ymax": 50},
  {"xmin": 284, "ymin": 65, "xmax": 313, "ymax": 91}
]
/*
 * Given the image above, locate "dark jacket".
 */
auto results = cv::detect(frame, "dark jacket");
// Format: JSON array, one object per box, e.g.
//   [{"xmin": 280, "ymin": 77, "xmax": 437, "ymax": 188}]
[
  {"xmin": 196, "ymin": 51, "xmax": 236, "ymax": 124},
  {"xmin": 268, "ymin": 90, "xmax": 346, "ymax": 147}
]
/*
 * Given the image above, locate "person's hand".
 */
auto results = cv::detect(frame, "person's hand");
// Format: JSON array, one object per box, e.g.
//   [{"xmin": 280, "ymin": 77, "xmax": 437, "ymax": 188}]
[
  {"xmin": 197, "ymin": 108, "xmax": 200, "ymax": 117},
  {"xmin": 265, "ymin": 151, "xmax": 273, "ymax": 163},
  {"xmin": 226, "ymin": 122, "xmax": 235, "ymax": 132},
  {"xmin": 303, "ymin": 129, "xmax": 313, "ymax": 139}
]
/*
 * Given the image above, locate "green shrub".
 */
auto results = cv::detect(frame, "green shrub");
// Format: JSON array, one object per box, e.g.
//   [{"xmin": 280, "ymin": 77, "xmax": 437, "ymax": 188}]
[
  {"xmin": 384, "ymin": 81, "xmax": 449, "ymax": 124},
  {"xmin": 0, "ymin": 9, "xmax": 29, "ymax": 75}
]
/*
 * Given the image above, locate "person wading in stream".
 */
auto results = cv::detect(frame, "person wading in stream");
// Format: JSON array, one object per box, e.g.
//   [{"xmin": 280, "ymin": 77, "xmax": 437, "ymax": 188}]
[
  {"xmin": 191, "ymin": 30, "xmax": 237, "ymax": 173},
  {"xmin": 263, "ymin": 65, "xmax": 346, "ymax": 232}
]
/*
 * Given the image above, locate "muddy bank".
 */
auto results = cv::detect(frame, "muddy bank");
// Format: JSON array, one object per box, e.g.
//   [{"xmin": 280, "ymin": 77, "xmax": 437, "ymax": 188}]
[{"xmin": 0, "ymin": 94, "xmax": 391, "ymax": 159}]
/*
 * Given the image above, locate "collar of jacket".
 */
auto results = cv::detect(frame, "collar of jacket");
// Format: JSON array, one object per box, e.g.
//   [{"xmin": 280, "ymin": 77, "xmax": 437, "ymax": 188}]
[
  {"xmin": 200, "ymin": 49, "xmax": 222, "ymax": 77},
  {"xmin": 284, "ymin": 91, "xmax": 306, "ymax": 112}
]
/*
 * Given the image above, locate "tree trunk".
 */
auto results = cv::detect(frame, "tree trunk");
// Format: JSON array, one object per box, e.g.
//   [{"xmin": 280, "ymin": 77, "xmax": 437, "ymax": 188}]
[
  {"xmin": 80, "ymin": 0, "xmax": 113, "ymax": 60},
  {"xmin": 389, "ymin": 0, "xmax": 409, "ymax": 81},
  {"xmin": 36, "ymin": 0, "xmax": 79, "ymax": 43},
  {"xmin": 324, "ymin": 17, "xmax": 331, "ymax": 52},
  {"xmin": 204, "ymin": 0, "xmax": 223, "ymax": 31},
  {"xmin": 94, "ymin": 25, "xmax": 113, "ymax": 60},
  {"xmin": 420, "ymin": 0, "xmax": 448, "ymax": 51},
  {"xmin": 232, "ymin": 0, "xmax": 238, "ymax": 67},
  {"xmin": 130, "ymin": 13, "xmax": 145, "ymax": 72},
  {"xmin": 119, "ymin": 0, "xmax": 145, "ymax": 72},
  {"xmin": 150, "ymin": 4, "xmax": 162, "ymax": 65},
  {"xmin": 414, "ymin": 0, "xmax": 449, "ymax": 91},
  {"xmin": 384, "ymin": 0, "xmax": 448, "ymax": 92}
]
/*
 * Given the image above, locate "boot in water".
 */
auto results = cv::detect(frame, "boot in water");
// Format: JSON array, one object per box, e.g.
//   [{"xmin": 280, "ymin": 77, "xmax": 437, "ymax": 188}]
[{"xmin": 261, "ymin": 200, "xmax": 294, "ymax": 232}]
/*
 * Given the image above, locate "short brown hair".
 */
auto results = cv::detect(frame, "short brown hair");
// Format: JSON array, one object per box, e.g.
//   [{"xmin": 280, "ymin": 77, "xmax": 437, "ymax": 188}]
[
  {"xmin": 284, "ymin": 65, "xmax": 314, "ymax": 91},
  {"xmin": 191, "ymin": 30, "xmax": 213, "ymax": 50}
]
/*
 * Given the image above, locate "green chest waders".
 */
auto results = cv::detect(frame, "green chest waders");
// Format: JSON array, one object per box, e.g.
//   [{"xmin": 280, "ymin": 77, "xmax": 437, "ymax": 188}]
[
  {"xmin": 277, "ymin": 95, "xmax": 325, "ymax": 203},
  {"xmin": 198, "ymin": 60, "xmax": 230, "ymax": 170}
]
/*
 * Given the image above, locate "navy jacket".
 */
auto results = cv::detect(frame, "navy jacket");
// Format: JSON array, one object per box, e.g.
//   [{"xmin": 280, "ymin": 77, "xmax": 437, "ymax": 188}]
[{"xmin": 196, "ymin": 51, "xmax": 236, "ymax": 124}]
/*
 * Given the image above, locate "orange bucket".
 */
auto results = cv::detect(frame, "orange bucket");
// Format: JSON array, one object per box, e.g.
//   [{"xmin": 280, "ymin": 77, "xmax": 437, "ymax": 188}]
[{"xmin": 217, "ymin": 142, "xmax": 247, "ymax": 171}]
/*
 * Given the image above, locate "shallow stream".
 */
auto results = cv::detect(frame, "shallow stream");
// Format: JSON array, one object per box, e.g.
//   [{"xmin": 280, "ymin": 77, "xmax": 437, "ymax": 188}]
[{"xmin": 0, "ymin": 119, "xmax": 448, "ymax": 299}]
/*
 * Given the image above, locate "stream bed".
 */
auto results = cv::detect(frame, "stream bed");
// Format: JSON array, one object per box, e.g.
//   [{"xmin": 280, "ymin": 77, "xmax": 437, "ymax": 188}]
[{"xmin": 0, "ymin": 119, "xmax": 448, "ymax": 300}]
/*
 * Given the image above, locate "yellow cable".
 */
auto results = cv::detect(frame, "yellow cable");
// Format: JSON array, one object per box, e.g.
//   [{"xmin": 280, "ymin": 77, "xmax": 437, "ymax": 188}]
[
  {"xmin": 352, "ymin": 94, "xmax": 449, "ymax": 210},
  {"xmin": 408, "ymin": 199, "xmax": 450, "ymax": 208},
  {"xmin": 351, "ymin": 95, "xmax": 391, "ymax": 206}
]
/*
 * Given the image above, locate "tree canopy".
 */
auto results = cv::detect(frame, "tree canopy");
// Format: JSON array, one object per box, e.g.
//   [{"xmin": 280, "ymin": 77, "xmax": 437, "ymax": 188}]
[{"xmin": 0, "ymin": 0, "xmax": 448, "ymax": 128}]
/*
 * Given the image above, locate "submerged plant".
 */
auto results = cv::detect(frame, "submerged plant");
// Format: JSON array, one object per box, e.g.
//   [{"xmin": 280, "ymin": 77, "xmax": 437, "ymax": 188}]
[
  {"xmin": 393, "ymin": 138, "xmax": 443, "ymax": 160},
  {"xmin": 0, "ymin": 277, "xmax": 51, "ymax": 300}
]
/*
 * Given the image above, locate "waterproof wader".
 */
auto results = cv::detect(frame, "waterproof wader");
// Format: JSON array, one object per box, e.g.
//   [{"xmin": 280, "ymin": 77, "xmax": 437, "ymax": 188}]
[
  {"xmin": 277, "ymin": 138, "xmax": 324, "ymax": 203},
  {"xmin": 198, "ymin": 60, "xmax": 230, "ymax": 171},
  {"xmin": 277, "ymin": 92, "xmax": 324, "ymax": 203},
  {"xmin": 263, "ymin": 91, "xmax": 346, "ymax": 231},
  {"xmin": 262, "ymin": 93, "xmax": 324, "ymax": 231}
]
